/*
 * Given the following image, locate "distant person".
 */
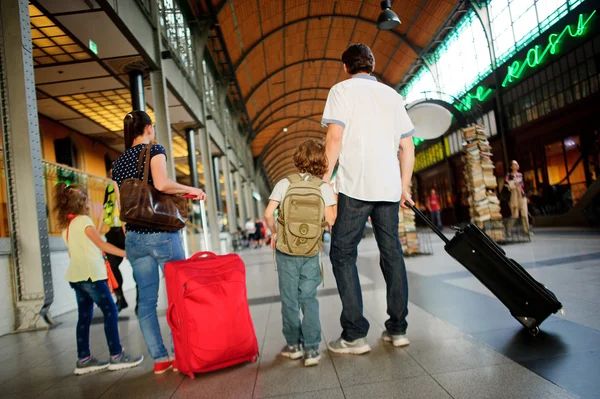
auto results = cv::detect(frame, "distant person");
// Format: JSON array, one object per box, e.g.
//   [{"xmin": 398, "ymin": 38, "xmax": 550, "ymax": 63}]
[
  {"xmin": 264, "ymin": 140, "xmax": 337, "ymax": 367},
  {"xmin": 253, "ymin": 218, "xmax": 265, "ymax": 248},
  {"xmin": 506, "ymin": 160, "xmax": 529, "ymax": 233},
  {"xmin": 427, "ymin": 188, "xmax": 443, "ymax": 230},
  {"xmin": 53, "ymin": 183, "xmax": 143, "ymax": 375},
  {"xmin": 97, "ymin": 169, "xmax": 129, "ymax": 312},
  {"xmin": 112, "ymin": 110, "xmax": 206, "ymax": 374},
  {"xmin": 245, "ymin": 218, "xmax": 255, "ymax": 248},
  {"xmin": 322, "ymin": 43, "xmax": 415, "ymax": 354}
]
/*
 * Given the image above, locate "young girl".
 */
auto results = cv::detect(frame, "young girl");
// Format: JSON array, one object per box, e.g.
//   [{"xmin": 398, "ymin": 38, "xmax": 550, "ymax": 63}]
[{"xmin": 54, "ymin": 183, "xmax": 144, "ymax": 375}]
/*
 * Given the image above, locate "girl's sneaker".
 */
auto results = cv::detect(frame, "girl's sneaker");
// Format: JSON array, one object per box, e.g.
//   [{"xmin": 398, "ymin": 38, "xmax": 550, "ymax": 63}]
[
  {"xmin": 280, "ymin": 344, "xmax": 303, "ymax": 360},
  {"xmin": 108, "ymin": 350, "xmax": 144, "ymax": 371},
  {"xmin": 153, "ymin": 360, "xmax": 173, "ymax": 374},
  {"xmin": 304, "ymin": 350, "xmax": 321, "ymax": 367},
  {"xmin": 74, "ymin": 356, "xmax": 109, "ymax": 375}
]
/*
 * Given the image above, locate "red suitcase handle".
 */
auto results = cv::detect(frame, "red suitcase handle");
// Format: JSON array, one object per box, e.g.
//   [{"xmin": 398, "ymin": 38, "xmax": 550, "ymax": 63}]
[
  {"xmin": 189, "ymin": 251, "xmax": 218, "ymax": 260},
  {"xmin": 167, "ymin": 304, "xmax": 180, "ymax": 333}
]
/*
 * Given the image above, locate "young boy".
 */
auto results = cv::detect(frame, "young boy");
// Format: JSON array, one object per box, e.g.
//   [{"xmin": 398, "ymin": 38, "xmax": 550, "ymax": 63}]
[{"xmin": 264, "ymin": 140, "xmax": 337, "ymax": 367}]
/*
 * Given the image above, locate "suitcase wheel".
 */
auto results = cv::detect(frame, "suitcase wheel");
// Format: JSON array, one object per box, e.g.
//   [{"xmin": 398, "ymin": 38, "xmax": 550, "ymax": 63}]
[{"xmin": 528, "ymin": 327, "xmax": 540, "ymax": 337}]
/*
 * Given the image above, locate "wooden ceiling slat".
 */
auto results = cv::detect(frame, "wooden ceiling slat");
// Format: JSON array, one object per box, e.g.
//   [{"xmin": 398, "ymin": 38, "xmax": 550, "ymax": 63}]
[{"xmin": 284, "ymin": 0, "xmax": 310, "ymax": 24}]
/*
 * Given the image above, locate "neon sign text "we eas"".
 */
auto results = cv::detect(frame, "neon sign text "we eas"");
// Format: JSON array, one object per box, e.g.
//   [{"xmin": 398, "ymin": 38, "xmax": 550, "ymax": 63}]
[
  {"xmin": 456, "ymin": 86, "xmax": 493, "ymax": 112},
  {"xmin": 502, "ymin": 10, "xmax": 597, "ymax": 87}
]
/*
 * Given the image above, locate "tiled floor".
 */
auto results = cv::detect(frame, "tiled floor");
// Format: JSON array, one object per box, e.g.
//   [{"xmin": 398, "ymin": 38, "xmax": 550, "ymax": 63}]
[{"xmin": 1, "ymin": 228, "xmax": 599, "ymax": 398}]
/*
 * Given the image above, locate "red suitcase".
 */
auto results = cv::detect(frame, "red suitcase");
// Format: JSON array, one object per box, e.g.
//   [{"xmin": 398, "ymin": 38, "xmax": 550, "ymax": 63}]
[{"xmin": 165, "ymin": 251, "xmax": 259, "ymax": 378}]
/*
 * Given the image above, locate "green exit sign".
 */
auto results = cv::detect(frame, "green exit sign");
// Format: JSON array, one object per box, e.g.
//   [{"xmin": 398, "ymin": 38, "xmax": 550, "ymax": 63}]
[{"xmin": 88, "ymin": 40, "xmax": 98, "ymax": 55}]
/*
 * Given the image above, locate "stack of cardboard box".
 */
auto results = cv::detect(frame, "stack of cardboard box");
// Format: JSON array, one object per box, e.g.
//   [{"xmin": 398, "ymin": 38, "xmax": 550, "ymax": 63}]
[
  {"xmin": 398, "ymin": 207, "xmax": 419, "ymax": 255},
  {"xmin": 461, "ymin": 125, "xmax": 505, "ymax": 242}
]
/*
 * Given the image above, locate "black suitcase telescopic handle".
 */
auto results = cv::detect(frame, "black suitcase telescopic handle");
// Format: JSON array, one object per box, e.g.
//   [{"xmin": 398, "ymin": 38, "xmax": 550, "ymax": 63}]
[{"xmin": 403, "ymin": 201, "xmax": 450, "ymax": 245}]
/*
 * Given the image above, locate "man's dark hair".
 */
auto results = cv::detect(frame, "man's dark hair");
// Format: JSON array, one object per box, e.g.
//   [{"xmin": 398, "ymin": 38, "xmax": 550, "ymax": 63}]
[{"xmin": 342, "ymin": 43, "xmax": 375, "ymax": 75}]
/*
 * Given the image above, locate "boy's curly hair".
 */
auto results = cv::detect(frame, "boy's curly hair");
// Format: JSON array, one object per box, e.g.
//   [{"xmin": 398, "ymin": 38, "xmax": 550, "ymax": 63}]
[
  {"xmin": 293, "ymin": 140, "xmax": 328, "ymax": 178},
  {"xmin": 53, "ymin": 182, "xmax": 89, "ymax": 229}
]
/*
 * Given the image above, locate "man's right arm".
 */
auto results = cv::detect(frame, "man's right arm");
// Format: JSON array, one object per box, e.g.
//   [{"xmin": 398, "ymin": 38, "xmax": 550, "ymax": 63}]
[{"xmin": 324, "ymin": 123, "xmax": 344, "ymax": 183}]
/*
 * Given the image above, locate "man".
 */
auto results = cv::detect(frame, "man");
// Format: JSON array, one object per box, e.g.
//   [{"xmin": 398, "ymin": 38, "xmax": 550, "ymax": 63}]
[
  {"xmin": 322, "ymin": 43, "xmax": 415, "ymax": 354},
  {"xmin": 427, "ymin": 188, "xmax": 443, "ymax": 231}
]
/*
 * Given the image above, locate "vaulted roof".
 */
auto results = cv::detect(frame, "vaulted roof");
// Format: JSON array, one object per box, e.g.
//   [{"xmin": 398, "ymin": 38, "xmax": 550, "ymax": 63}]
[{"xmin": 197, "ymin": 0, "xmax": 461, "ymax": 184}]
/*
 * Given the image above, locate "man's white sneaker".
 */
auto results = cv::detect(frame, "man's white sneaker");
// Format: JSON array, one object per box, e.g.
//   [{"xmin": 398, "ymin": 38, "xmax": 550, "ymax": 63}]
[
  {"xmin": 327, "ymin": 337, "xmax": 371, "ymax": 354},
  {"xmin": 382, "ymin": 331, "xmax": 410, "ymax": 347}
]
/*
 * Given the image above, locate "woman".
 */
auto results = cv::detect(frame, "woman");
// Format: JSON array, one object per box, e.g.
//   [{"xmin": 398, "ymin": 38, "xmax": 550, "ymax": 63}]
[
  {"xmin": 505, "ymin": 160, "xmax": 529, "ymax": 233},
  {"xmin": 111, "ymin": 110, "xmax": 205, "ymax": 374}
]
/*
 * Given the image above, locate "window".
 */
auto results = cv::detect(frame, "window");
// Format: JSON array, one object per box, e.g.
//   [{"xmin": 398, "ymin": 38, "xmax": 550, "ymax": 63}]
[
  {"xmin": 157, "ymin": 0, "xmax": 196, "ymax": 83},
  {"xmin": 401, "ymin": 10, "xmax": 492, "ymax": 103},
  {"xmin": 202, "ymin": 60, "xmax": 217, "ymax": 115},
  {"xmin": 488, "ymin": 0, "xmax": 587, "ymax": 65},
  {"xmin": 401, "ymin": 67, "xmax": 438, "ymax": 104}
]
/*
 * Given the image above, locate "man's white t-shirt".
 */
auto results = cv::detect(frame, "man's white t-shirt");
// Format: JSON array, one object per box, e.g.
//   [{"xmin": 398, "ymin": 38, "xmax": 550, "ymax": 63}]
[
  {"xmin": 321, "ymin": 74, "xmax": 415, "ymax": 202},
  {"xmin": 269, "ymin": 174, "xmax": 337, "ymax": 207}
]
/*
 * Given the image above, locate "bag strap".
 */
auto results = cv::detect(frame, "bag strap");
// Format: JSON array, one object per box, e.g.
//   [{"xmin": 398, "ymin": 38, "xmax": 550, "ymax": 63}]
[
  {"xmin": 137, "ymin": 145, "xmax": 152, "ymax": 183},
  {"xmin": 287, "ymin": 174, "xmax": 303, "ymax": 184}
]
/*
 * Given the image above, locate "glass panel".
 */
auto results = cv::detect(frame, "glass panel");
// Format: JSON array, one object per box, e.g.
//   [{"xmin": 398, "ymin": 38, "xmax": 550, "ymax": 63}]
[{"xmin": 545, "ymin": 140, "xmax": 567, "ymax": 185}]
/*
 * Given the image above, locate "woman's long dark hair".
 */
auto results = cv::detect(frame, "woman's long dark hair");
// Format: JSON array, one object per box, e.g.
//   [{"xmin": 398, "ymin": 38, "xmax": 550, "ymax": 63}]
[{"xmin": 124, "ymin": 110, "xmax": 152, "ymax": 149}]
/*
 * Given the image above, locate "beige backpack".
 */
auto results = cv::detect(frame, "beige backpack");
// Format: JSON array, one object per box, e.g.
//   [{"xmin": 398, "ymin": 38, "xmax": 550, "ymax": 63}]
[{"xmin": 276, "ymin": 174, "xmax": 327, "ymax": 257}]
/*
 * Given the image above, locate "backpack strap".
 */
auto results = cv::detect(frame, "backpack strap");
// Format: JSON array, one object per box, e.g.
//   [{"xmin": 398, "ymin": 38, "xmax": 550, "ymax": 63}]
[
  {"xmin": 308, "ymin": 176, "xmax": 326, "ymax": 188},
  {"xmin": 287, "ymin": 174, "xmax": 304, "ymax": 184}
]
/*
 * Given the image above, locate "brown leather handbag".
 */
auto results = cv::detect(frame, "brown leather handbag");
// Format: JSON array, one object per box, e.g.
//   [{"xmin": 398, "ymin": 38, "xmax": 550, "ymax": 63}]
[{"xmin": 120, "ymin": 145, "xmax": 187, "ymax": 231}]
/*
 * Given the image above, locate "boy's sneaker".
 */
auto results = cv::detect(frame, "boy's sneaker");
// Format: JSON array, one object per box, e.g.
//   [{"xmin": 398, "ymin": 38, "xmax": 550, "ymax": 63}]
[
  {"xmin": 327, "ymin": 337, "xmax": 371, "ymax": 354},
  {"xmin": 280, "ymin": 344, "xmax": 303, "ymax": 360},
  {"xmin": 304, "ymin": 350, "xmax": 321, "ymax": 367},
  {"xmin": 382, "ymin": 331, "xmax": 410, "ymax": 347},
  {"xmin": 74, "ymin": 357, "xmax": 109, "ymax": 375},
  {"xmin": 108, "ymin": 350, "xmax": 144, "ymax": 371}
]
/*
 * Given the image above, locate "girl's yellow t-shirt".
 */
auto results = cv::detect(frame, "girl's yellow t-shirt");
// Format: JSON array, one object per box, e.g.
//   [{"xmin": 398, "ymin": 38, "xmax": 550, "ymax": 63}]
[{"xmin": 62, "ymin": 215, "xmax": 107, "ymax": 283}]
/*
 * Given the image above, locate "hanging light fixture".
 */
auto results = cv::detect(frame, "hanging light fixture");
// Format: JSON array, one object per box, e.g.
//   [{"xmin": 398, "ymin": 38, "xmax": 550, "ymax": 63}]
[{"xmin": 377, "ymin": 0, "xmax": 401, "ymax": 30}]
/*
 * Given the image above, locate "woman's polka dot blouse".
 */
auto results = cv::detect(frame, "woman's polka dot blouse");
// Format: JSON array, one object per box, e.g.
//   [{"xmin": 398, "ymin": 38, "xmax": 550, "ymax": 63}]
[{"xmin": 112, "ymin": 144, "xmax": 169, "ymax": 234}]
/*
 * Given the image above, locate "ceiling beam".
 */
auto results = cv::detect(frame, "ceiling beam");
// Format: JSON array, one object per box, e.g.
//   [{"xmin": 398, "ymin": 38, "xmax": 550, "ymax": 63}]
[
  {"xmin": 261, "ymin": 132, "xmax": 326, "ymax": 165},
  {"xmin": 258, "ymin": 130, "xmax": 325, "ymax": 160},
  {"xmin": 251, "ymin": 86, "xmax": 330, "ymax": 121},
  {"xmin": 251, "ymin": 113, "xmax": 323, "ymax": 141},
  {"xmin": 244, "ymin": 58, "xmax": 392, "ymax": 103},
  {"xmin": 254, "ymin": 98, "xmax": 327, "ymax": 130},
  {"xmin": 233, "ymin": 15, "xmax": 422, "ymax": 72}
]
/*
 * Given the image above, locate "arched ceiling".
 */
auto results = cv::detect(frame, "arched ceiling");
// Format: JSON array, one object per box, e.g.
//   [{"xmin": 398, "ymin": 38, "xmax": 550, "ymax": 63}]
[{"xmin": 197, "ymin": 0, "xmax": 461, "ymax": 184}]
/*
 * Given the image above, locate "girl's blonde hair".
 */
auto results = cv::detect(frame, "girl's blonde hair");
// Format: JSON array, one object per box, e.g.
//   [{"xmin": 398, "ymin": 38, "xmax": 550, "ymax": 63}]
[{"xmin": 53, "ymin": 182, "xmax": 89, "ymax": 229}]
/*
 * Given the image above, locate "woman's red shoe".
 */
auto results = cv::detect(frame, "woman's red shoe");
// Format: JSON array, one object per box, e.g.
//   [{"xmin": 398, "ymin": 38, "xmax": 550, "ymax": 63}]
[{"xmin": 153, "ymin": 360, "xmax": 173, "ymax": 374}]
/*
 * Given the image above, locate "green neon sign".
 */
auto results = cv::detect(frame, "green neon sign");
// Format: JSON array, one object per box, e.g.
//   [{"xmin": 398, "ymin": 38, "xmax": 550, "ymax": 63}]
[
  {"xmin": 89, "ymin": 39, "xmax": 98, "ymax": 55},
  {"xmin": 502, "ymin": 10, "xmax": 596, "ymax": 88},
  {"xmin": 456, "ymin": 85, "xmax": 493, "ymax": 112},
  {"xmin": 413, "ymin": 137, "xmax": 425, "ymax": 146}
]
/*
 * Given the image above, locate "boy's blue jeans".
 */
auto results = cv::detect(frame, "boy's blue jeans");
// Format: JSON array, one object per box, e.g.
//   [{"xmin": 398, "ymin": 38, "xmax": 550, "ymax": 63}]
[
  {"xmin": 126, "ymin": 231, "xmax": 185, "ymax": 361},
  {"xmin": 276, "ymin": 250, "xmax": 322, "ymax": 351},
  {"xmin": 70, "ymin": 280, "xmax": 121, "ymax": 359}
]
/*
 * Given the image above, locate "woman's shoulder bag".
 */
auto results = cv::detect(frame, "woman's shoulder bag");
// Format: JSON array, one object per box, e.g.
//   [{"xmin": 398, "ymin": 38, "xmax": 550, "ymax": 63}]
[{"xmin": 120, "ymin": 145, "xmax": 187, "ymax": 231}]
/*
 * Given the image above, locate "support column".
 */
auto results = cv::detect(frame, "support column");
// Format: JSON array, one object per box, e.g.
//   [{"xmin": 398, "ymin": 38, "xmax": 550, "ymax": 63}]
[
  {"xmin": 150, "ymin": 0, "xmax": 174, "ymax": 178},
  {"xmin": 212, "ymin": 156, "xmax": 224, "ymax": 212},
  {"xmin": 234, "ymin": 171, "xmax": 246, "ymax": 227},
  {"xmin": 129, "ymin": 70, "xmax": 145, "ymax": 111},
  {"xmin": 198, "ymin": 127, "xmax": 221, "ymax": 252},
  {"xmin": 222, "ymin": 157, "xmax": 237, "ymax": 233},
  {"xmin": 186, "ymin": 128, "xmax": 199, "ymax": 187},
  {"xmin": 0, "ymin": 0, "xmax": 54, "ymax": 331},
  {"xmin": 245, "ymin": 181, "xmax": 256, "ymax": 221}
]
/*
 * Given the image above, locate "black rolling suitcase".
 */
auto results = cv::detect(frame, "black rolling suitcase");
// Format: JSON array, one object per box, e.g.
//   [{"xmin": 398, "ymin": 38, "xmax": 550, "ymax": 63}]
[{"xmin": 409, "ymin": 203, "xmax": 562, "ymax": 336}]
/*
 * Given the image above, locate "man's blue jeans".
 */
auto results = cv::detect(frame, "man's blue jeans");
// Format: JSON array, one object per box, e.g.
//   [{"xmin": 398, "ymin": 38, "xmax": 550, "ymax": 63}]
[
  {"xmin": 330, "ymin": 193, "xmax": 409, "ymax": 341},
  {"xmin": 70, "ymin": 280, "xmax": 121, "ymax": 359},
  {"xmin": 276, "ymin": 251, "xmax": 322, "ymax": 351},
  {"xmin": 126, "ymin": 231, "xmax": 185, "ymax": 361}
]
